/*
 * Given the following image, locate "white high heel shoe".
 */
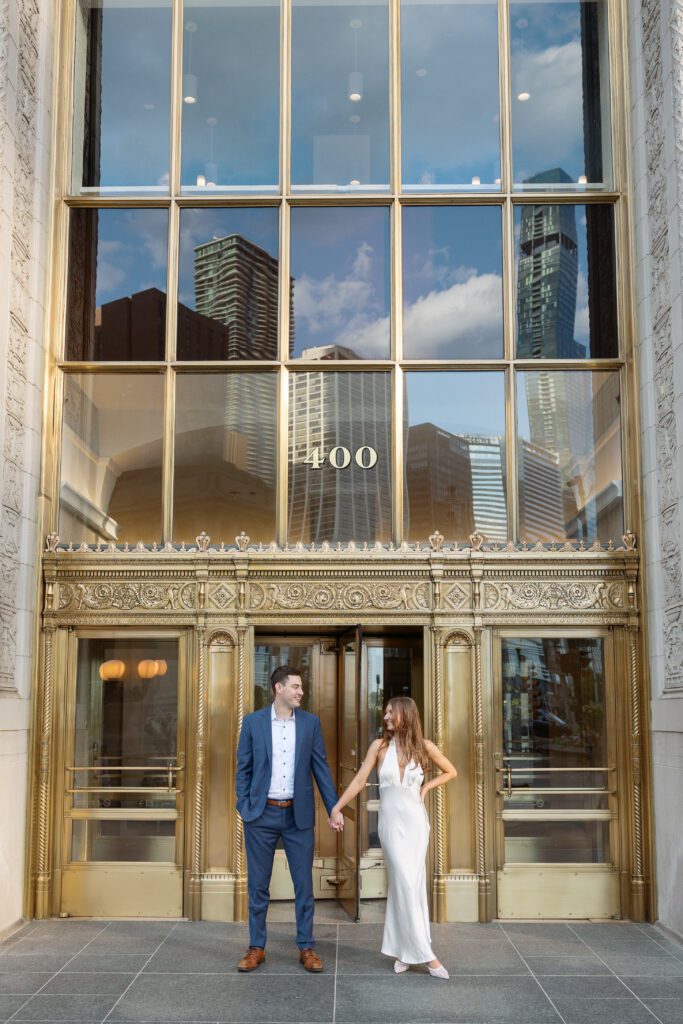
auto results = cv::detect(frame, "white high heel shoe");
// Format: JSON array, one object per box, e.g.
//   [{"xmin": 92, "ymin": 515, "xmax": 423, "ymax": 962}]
[
  {"xmin": 428, "ymin": 964, "xmax": 449, "ymax": 979},
  {"xmin": 394, "ymin": 959, "xmax": 409, "ymax": 973}
]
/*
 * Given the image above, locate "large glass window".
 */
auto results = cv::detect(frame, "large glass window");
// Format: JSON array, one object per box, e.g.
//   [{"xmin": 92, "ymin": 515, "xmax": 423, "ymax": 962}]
[
  {"xmin": 289, "ymin": 371, "xmax": 392, "ymax": 544},
  {"xmin": 180, "ymin": 2, "xmax": 280, "ymax": 192},
  {"xmin": 517, "ymin": 370, "xmax": 623, "ymax": 543},
  {"xmin": 291, "ymin": 0, "xmax": 390, "ymax": 190},
  {"xmin": 59, "ymin": 373, "xmax": 165, "ymax": 544},
  {"xmin": 401, "ymin": 0, "xmax": 501, "ymax": 190},
  {"xmin": 510, "ymin": 0, "xmax": 612, "ymax": 189},
  {"xmin": 177, "ymin": 208, "xmax": 280, "ymax": 360},
  {"xmin": 290, "ymin": 207, "xmax": 391, "ymax": 360},
  {"xmin": 404, "ymin": 372, "xmax": 507, "ymax": 542},
  {"xmin": 515, "ymin": 203, "xmax": 617, "ymax": 359},
  {"xmin": 66, "ymin": 208, "xmax": 168, "ymax": 362},
  {"xmin": 173, "ymin": 373, "xmax": 277, "ymax": 542},
  {"xmin": 402, "ymin": 206, "xmax": 504, "ymax": 359},
  {"xmin": 72, "ymin": 1, "xmax": 172, "ymax": 193},
  {"xmin": 58, "ymin": 1, "xmax": 632, "ymax": 549}
]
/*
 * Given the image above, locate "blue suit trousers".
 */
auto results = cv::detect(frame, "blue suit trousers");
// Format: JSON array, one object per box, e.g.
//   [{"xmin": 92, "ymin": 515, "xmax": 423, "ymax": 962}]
[{"xmin": 243, "ymin": 803, "xmax": 315, "ymax": 950}]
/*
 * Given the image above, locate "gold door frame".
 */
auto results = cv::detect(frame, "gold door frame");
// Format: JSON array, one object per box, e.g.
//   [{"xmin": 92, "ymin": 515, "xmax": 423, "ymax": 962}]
[
  {"xmin": 490, "ymin": 626, "xmax": 620, "ymax": 920},
  {"xmin": 53, "ymin": 627, "xmax": 189, "ymax": 918}
]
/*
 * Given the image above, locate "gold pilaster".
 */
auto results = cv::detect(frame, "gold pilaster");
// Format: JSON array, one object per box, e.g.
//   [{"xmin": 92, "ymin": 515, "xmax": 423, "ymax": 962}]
[
  {"xmin": 627, "ymin": 625, "xmax": 646, "ymax": 920},
  {"xmin": 189, "ymin": 626, "xmax": 207, "ymax": 919},
  {"xmin": 234, "ymin": 624, "xmax": 248, "ymax": 922},
  {"xmin": 431, "ymin": 627, "xmax": 446, "ymax": 922},
  {"xmin": 473, "ymin": 625, "xmax": 488, "ymax": 921},
  {"xmin": 35, "ymin": 624, "xmax": 56, "ymax": 918}
]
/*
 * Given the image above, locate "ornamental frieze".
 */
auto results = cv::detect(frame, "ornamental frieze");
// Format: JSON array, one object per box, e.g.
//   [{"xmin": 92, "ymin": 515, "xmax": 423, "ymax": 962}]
[
  {"xmin": 58, "ymin": 581, "xmax": 197, "ymax": 612},
  {"xmin": 249, "ymin": 581, "xmax": 431, "ymax": 612},
  {"xmin": 484, "ymin": 580, "xmax": 625, "ymax": 612}
]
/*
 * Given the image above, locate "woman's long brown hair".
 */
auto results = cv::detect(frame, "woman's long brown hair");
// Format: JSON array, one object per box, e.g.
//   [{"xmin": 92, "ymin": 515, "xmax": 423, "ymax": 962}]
[{"xmin": 380, "ymin": 696, "xmax": 429, "ymax": 770}]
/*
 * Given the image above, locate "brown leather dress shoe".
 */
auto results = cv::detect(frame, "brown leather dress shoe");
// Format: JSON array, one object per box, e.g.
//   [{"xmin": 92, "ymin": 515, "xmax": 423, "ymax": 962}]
[
  {"xmin": 238, "ymin": 946, "xmax": 265, "ymax": 972},
  {"xmin": 299, "ymin": 947, "xmax": 323, "ymax": 972}
]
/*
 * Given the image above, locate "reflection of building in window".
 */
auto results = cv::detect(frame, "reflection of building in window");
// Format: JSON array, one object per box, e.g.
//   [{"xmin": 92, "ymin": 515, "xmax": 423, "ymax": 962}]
[
  {"xmin": 464, "ymin": 435, "xmax": 507, "ymax": 542},
  {"xmin": 405, "ymin": 425, "xmax": 507, "ymax": 542},
  {"xmin": 289, "ymin": 352, "xmax": 392, "ymax": 543},
  {"xmin": 405, "ymin": 423, "xmax": 474, "ymax": 540},
  {"xmin": 517, "ymin": 173, "xmax": 584, "ymax": 361},
  {"xmin": 189, "ymin": 233, "xmax": 288, "ymax": 360},
  {"xmin": 517, "ymin": 176, "xmax": 600, "ymax": 538},
  {"xmin": 94, "ymin": 288, "xmax": 167, "ymax": 361},
  {"xmin": 518, "ymin": 439, "xmax": 565, "ymax": 542}
]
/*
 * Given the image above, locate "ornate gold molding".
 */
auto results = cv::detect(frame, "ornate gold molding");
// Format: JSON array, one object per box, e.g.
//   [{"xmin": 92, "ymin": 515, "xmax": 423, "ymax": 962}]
[
  {"xmin": 473, "ymin": 626, "xmax": 488, "ymax": 921},
  {"xmin": 234, "ymin": 626, "xmax": 248, "ymax": 922},
  {"xmin": 249, "ymin": 580, "xmax": 431, "ymax": 612},
  {"xmin": 431, "ymin": 628, "xmax": 446, "ymax": 922},
  {"xmin": 627, "ymin": 626, "xmax": 646, "ymax": 920},
  {"xmin": 190, "ymin": 627, "xmax": 207, "ymax": 920},
  {"xmin": 35, "ymin": 624, "xmax": 55, "ymax": 918}
]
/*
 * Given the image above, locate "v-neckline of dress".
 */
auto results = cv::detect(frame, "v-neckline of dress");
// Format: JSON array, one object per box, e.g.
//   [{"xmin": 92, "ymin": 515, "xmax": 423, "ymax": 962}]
[{"xmin": 391, "ymin": 739, "xmax": 409, "ymax": 786}]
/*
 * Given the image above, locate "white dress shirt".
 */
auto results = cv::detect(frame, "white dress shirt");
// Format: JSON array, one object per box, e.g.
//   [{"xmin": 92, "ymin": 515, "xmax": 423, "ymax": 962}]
[{"xmin": 267, "ymin": 703, "xmax": 296, "ymax": 800}]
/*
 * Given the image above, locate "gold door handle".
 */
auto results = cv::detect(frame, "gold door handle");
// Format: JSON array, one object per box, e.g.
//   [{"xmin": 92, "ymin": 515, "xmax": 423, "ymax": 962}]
[{"xmin": 505, "ymin": 764, "xmax": 512, "ymax": 798}]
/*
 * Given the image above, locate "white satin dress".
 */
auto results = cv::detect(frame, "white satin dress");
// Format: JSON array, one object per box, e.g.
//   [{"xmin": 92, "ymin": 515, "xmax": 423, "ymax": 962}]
[{"xmin": 378, "ymin": 739, "xmax": 436, "ymax": 964}]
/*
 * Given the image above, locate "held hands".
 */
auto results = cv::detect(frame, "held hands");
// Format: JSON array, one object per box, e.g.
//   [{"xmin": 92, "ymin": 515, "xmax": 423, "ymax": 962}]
[{"xmin": 328, "ymin": 808, "xmax": 344, "ymax": 832}]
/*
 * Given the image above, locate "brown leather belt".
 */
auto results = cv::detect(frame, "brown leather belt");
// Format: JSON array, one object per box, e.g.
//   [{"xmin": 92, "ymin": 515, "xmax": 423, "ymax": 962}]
[{"xmin": 267, "ymin": 798, "xmax": 293, "ymax": 808}]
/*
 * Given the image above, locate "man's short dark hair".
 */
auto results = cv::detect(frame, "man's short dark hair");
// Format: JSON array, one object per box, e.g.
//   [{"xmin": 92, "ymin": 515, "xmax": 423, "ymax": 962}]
[{"xmin": 270, "ymin": 664, "xmax": 301, "ymax": 694}]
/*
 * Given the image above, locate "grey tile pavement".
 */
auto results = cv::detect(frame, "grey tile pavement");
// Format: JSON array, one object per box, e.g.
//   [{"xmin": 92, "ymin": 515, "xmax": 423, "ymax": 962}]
[{"xmin": 0, "ymin": 918, "xmax": 681, "ymax": 1024}]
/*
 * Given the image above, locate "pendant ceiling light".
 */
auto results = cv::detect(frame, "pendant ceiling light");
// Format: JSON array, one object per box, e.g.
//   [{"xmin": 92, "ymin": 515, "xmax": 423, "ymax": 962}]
[
  {"xmin": 348, "ymin": 20, "xmax": 363, "ymax": 102},
  {"xmin": 183, "ymin": 21, "xmax": 198, "ymax": 104}
]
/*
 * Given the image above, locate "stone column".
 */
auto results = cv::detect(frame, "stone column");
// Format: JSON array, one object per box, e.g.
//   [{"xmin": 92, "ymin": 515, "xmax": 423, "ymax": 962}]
[
  {"xmin": 0, "ymin": 0, "xmax": 53, "ymax": 932},
  {"xmin": 629, "ymin": 0, "xmax": 683, "ymax": 935}
]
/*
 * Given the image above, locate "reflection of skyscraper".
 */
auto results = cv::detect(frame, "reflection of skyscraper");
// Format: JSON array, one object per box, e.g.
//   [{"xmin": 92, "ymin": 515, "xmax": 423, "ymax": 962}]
[
  {"xmin": 405, "ymin": 425, "xmax": 507, "ymax": 542},
  {"xmin": 193, "ymin": 234, "xmax": 283, "ymax": 360},
  {"xmin": 405, "ymin": 423, "xmax": 473, "ymax": 539},
  {"xmin": 517, "ymin": 170, "xmax": 584, "ymax": 360},
  {"xmin": 518, "ymin": 439, "xmax": 565, "ymax": 542},
  {"xmin": 517, "ymin": 170, "xmax": 595, "ymax": 538},
  {"xmin": 191, "ymin": 234, "xmax": 290, "ymax": 490},
  {"xmin": 464, "ymin": 435, "xmax": 507, "ymax": 542},
  {"xmin": 289, "ymin": 349, "xmax": 392, "ymax": 543}
]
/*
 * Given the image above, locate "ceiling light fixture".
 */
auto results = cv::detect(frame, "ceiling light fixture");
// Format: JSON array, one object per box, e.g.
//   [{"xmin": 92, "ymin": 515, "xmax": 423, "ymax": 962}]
[
  {"xmin": 517, "ymin": 91, "xmax": 530, "ymax": 102},
  {"xmin": 183, "ymin": 22, "xmax": 199, "ymax": 104},
  {"xmin": 348, "ymin": 20, "xmax": 363, "ymax": 102},
  {"xmin": 471, "ymin": 175, "xmax": 481, "ymax": 186}
]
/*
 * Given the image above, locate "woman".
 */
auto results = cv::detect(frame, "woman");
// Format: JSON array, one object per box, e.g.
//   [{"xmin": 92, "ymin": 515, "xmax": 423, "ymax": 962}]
[{"xmin": 330, "ymin": 696, "xmax": 457, "ymax": 978}]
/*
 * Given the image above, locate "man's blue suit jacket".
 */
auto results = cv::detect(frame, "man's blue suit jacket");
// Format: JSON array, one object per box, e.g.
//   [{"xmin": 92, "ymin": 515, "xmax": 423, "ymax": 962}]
[{"xmin": 236, "ymin": 706, "xmax": 339, "ymax": 831}]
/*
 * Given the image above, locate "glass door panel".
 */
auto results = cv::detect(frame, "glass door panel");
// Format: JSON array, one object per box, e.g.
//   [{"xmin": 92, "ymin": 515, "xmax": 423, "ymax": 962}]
[
  {"xmin": 499, "ymin": 637, "xmax": 611, "ymax": 863},
  {"xmin": 61, "ymin": 636, "xmax": 185, "ymax": 916}
]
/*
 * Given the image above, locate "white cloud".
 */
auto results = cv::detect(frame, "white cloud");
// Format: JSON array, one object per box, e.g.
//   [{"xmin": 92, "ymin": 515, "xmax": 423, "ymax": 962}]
[{"xmin": 512, "ymin": 39, "xmax": 585, "ymax": 179}]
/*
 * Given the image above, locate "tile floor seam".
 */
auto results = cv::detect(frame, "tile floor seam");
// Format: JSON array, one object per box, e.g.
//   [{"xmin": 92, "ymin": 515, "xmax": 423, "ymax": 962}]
[
  {"xmin": 633, "ymin": 924, "xmax": 683, "ymax": 966},
  {"xmin": 331, "ymin": 924, "xmax": 339, "ymax": 1024},
  {"xmin": 99, "ymin": 922, "xmax": 180, "ymax": 1024},
  {"xmin": 497, "ymin": 922, "xmax": 567, "ymax": 1024},
  {"xmin": 4, "ymin": 920, "xmax": 113, "ymax": 1024},
  {"xmin": 566, "ymin": 923, "xmax": 667, "ymax": 1024}
]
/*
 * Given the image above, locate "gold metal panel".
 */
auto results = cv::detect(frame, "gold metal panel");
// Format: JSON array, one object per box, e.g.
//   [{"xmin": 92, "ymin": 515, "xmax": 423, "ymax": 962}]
[
  {"xmin": 496, "ymin": 866, "xmax": 620, "ymax": 920},
  {"xmin": 443, "ymin": 635, "xmax": 474, "ymax": 873},
  {"xmin": 61, "ymin": 864, "xmax": 183, "ymax": 918}
]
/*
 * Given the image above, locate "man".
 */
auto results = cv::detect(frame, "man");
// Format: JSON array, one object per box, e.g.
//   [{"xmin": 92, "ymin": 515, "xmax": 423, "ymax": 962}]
[{"xmin": 236, "ymin": 665, "xmax": 343, "ymax": 973}]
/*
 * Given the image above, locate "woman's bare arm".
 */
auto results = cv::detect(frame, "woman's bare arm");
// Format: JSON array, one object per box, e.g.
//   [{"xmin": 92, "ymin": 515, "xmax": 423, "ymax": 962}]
[
  {"xmin": 420, "ymin": 740, "xmax": 457, "ymax": 801},
  {"xmin": 329, "ymin": 739, "xmax": 383, "ymax": 827}
]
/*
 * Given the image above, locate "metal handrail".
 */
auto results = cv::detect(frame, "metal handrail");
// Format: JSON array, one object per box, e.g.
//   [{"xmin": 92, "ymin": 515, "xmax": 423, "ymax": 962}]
[
  {"xmin": 499, "ymin": 766, "xmax": 612, "ymax": 772},
  {"xmin": 66, "ymin": 764, "xmax": 184, "ymax": 772}
]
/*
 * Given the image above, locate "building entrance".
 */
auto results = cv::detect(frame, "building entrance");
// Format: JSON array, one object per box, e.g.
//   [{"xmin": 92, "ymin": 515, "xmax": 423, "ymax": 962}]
[{"xmin": 253, "ymin": 629, "xmax": 424, "ymax": 921}]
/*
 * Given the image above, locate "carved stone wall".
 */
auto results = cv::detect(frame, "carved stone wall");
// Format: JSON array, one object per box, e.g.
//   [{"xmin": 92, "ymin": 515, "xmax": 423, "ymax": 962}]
[
  {"xmin": 629, "ymin": 0, "xmax": 683, "ymax": 935},
  {"xmin": 0, "ymin": 0, "xmax": 52, "ymax": 932}
]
